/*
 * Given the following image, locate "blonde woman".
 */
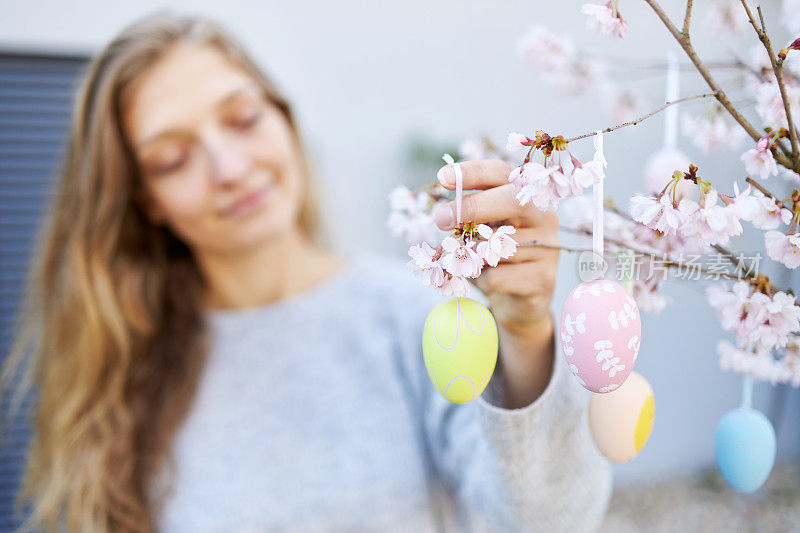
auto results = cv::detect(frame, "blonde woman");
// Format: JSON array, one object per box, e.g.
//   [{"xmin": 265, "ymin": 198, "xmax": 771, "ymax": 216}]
[{"xmin": 4, "ymin": 13, "xmax": 611, "ymax": 532}]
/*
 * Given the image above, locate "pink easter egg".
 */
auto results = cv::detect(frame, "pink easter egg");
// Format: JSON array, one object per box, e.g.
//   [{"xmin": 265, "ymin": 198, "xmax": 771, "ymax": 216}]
[{"xmin": 560, "ymin": 279, "xmax": 641, "ymax": 393}]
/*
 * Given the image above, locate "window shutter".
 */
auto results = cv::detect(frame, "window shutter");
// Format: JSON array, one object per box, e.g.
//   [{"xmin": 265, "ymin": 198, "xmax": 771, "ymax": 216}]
[{"xmin": 0, "ymin": 52, "xmax": 87, "ymax": 530}]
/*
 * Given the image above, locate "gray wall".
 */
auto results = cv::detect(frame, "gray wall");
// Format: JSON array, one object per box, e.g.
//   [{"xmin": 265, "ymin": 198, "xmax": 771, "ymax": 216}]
[{"xmin": 1, "ymin": 0, "xmax": 797, "ymax": 482}]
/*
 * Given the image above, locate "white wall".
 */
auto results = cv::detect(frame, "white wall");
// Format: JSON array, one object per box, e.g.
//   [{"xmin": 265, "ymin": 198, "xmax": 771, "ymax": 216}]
[{"xmin": 1, "ymin": 0, "xmax": 798, "ymax": 482}]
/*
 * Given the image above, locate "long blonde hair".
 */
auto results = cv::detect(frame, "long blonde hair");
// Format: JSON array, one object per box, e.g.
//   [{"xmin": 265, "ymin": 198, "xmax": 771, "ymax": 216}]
[{"xmin": 2, "ymin": 13, "xmax": 318, "ymax": 531}]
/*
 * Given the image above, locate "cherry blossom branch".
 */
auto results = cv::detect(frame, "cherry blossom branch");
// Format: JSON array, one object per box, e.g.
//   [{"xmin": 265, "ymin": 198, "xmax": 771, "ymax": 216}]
[
  {"xmin": 602, "ymin": 56, "xmax": 750, "ymax": 73},
  {"xmin": 642, "ymin": 0, "xmax": 797, "ymax": 173},
  {"xmin": 745, "ymin": 176, "xmax": 780, "ymax": 202},
  {"xmin": 603, "ymin": 201, "xmax": 634, "ymax": 222},
  {"xmin": 682, "ymin": 0, "xmax": 693, "ymax": 36},
  {"xmin": 565, "ymin": 92, "xmax": 718, "ymax": 143},
  {"xmin": 602, "ymin": 202, "xmax": 762, "ymax": 282},
  {"xmin": 710, "ymin": 243, "xmax": 737, "ymax": 262},
  {"xmin": 518, "ymin": 240, "xmax": 589, "ymax": 254},
  {"xmin": 740, "ymin": 0, "xmax": 800, "ymax": 159},
  {"xmin": 528, "ymin": 235, "xmax": 745, "ymax": 281}
]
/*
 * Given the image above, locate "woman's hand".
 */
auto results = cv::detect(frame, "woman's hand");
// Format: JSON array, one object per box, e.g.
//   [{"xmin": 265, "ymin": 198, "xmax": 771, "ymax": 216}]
[{"xmin": 435, "ymin": 159, "xmax": 559, "ymax": 409}]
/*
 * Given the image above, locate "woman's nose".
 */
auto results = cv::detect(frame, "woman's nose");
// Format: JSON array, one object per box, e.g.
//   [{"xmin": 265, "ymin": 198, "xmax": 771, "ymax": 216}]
[{"xmin": 204, "ymin": 135, "xmax": 251, "ymax": 186}]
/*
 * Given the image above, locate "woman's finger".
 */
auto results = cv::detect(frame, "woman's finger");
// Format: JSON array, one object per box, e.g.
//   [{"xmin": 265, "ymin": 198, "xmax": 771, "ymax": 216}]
[
  {"xmin": 437, "ymin": 159, "xmax": 514, "ymax": 191},
  {"xmin": 434, "ymin": 184, "xmax": 559, "ymax": 231},
  {"xmin": 475, "ymin": 261, "xmax": 557, "ymax": 300},
  {"xmin": 434, "ymin": 184, "xmax": 519, "ymax": 230}
]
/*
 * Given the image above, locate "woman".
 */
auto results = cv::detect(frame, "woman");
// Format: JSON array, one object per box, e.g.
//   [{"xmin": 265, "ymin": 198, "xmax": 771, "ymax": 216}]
[{"xmin": 4, "ymin": 12, "xmax": 611, "ymax": 532}]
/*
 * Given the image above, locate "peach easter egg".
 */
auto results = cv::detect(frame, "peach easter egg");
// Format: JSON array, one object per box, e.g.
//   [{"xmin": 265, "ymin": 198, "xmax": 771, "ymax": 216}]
[{"xmin": 588, "ymin": 371, "xmax": 655, "ymax": 463}]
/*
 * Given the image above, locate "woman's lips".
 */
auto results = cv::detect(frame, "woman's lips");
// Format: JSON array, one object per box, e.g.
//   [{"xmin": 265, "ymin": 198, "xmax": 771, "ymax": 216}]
[{"xmin": 222, "ymin": 184, "xmax": 272, "ymax": 219}]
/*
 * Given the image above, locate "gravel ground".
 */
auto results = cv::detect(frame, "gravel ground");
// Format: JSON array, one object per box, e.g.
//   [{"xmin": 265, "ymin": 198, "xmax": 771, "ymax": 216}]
[{"xmin": 599, "ymin": 461, "xmax": 800, "ymax": 533}]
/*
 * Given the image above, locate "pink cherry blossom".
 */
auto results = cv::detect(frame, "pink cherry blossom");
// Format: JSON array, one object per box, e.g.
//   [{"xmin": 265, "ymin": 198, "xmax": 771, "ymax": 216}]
[
  {"xmin": 632, "ymin": 222, "xmax": 700, "ymax": 256},
  {"xmin": 440, "ymin": 237, "xmax": 483, "ymax": 278},
  {"xmin": 717, "ymin": 341, "xmax": 781, "ymax": 383},
  {"xmin": 732, "ymin": 184, "xmax": 793, "ymax": 230},
  {"xmin": 476, "ymin": 225, "xmax": 518, "ymax": 267},
  {"xmin": 632, "ymin": 279, "xmax": 671, "ymax": 314},
  {"xmin": 741, "ymin": 136, "xmax": 779, "ymax": 180},
  {"xmin": 707, "ymin": 281, "xmax": 751, "ymax": 333},
  {"xmin": 755, "ymin": 81, "xmax": 800, "ymax": 129},
  {"xmin": 681, "ymin": 112, "xmax": 744, "ymax": 153},
  {"xmin": 630, "ymin": 194, "xmax": 684, "ymax": 236},
  {"xmin": 388, "ymin": 186, "xmax": 417, "ymax": 212},
  {"xmin": 750, "ymin": 196, "xmax": 791, "ymax": 230},
  {"xmin": 601, "ymin": 84, "xmax": 647, "ymax": 124},
  {"xmin": 552, "ymin": 57, "xmax": 607, "ymax": 96},
  {"xmin": 744, "ymin": 291, "xmax": 800, "ymax": 351},
  {"xmin": 705, "ymin": 0, "xmax": 750, "ymax": 37},
  {"xmin": 730, "ymin": 182, "xmax": 758, "ymax": 217},
  {"xmin": 679, "ymin": 191, "xmax": 742, "ymax": 246},
  {"xmin": 439, "ymin": 275, "xmax": 470, "ymax": 297},
  {"xmin": 707, "ymin": 281, "xmax": 800, "ymax": 351},
  {"xmin": 513, "ymin": 163, "xmax": 571, "ymax": 212},
  {"xmin": 581, "ymin": 3, "xmax": 628, "ymax": 39},
  {"xmin": 407, "ymin": 242, "xmax": 445, "ymax": 288},
  {"xmin": 785, "ymin": 0, "xmax": 800, "ymax": 34},
  {"xmin": 506, "ymin": 133, "xmax": 531, "ymax": 151},
  {"xmin": 387, "ymin": 187, "xmax": 443, "ymax": 246},
  {"xmin": 780, "ymin": 166, "xmax": 800, "ymax": 183},
  {"xmin": 517, "ymin": 25, "xmax": 576, "ymax": 74},
  {"xmin": 560, "ymin": 195, "xmax": 594, "ymax": 232},
  {"xmin": 508, "ymin": 163, "xmax": 531, "ymax": 189},
  {"xmin": 517, "ymin": 25, "xmax": 607, "ymax": 96},
  {"xmin": 780, "ymin": 342, "xmax": 800, "ymax": 387},
  {"xmin": 765, "ymin": 231, "xmax": 800, "ymax": 268},
  {"xmin": 387, "ymin": 211, "xmax": 440, "ymax": 247},
  {"xmin": 458, "ymin": 139, "xmax": 489, "ymax": 161},
  {"xmin": 570, "ymin": 162, "xmax": 602, "ymax": 195}
]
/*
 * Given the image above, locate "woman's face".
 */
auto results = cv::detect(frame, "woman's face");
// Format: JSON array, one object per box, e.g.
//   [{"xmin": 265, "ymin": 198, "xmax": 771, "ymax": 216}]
[{"xmin": 124, "ymin": 43, "xmax": 305, "ymax": 254}]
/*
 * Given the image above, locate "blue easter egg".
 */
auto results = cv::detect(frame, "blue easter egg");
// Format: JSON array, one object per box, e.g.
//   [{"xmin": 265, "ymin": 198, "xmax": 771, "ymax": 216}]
[{"xmin": 714, "ymin": 407, "xmax": 776, "ymax": 494}]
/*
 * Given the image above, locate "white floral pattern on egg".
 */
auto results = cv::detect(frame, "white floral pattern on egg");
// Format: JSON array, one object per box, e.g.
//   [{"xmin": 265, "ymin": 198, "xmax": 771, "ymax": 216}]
[{"xmin": 561, "ymin": 279, "xmax": 641, "ymax": 393}]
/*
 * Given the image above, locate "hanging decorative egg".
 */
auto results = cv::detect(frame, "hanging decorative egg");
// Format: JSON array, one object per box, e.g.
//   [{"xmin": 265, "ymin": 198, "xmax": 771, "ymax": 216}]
[
  {"xmin": 422, "ymin": 297, "xmax": 498, "ymax": 404},
  {"xmin": 561, "ymin": 279, "xmax": 641, "ymax": 393},
  {"xmin": 715, "ymin": 407, "xmax": 776, "ymax": 493},
  {"xmin": 588, "ymin": 371, "xmax": 655, "ymax": 463}
]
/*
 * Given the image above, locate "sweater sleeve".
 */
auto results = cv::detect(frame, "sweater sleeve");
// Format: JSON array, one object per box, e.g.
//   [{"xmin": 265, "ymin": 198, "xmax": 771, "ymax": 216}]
[{"xmin": 394, "ymin": 288, "xmax": 612, "ymax": 532}]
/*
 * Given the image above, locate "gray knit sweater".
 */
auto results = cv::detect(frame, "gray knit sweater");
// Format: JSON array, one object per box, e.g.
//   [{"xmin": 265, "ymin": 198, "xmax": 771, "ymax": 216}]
[{"xmin": 155, "ymin": 254, "xmax": 612, "ymax": 532}]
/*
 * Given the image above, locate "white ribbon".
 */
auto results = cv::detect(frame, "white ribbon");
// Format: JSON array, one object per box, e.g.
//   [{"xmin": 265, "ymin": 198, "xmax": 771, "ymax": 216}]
[
  {"xmin": 592, "ymin": 130, "xmax": 605, "ymax": 259},
  {"xmin": 741, "ymin": 372, "xmax": 753, "ymax": 409},
  {"xmin": 442, "ymin": 154, "xmax": 463, "ymax": 225},
  {"xmin": 664, "ymin": 50, "xmax": 680, "ymax": 150}
]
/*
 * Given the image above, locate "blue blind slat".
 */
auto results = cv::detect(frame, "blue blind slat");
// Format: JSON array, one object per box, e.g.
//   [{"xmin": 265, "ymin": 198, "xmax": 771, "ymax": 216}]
[{"xmin": 0, "ymin": 52, "xmax": 86, "ymax": 531}]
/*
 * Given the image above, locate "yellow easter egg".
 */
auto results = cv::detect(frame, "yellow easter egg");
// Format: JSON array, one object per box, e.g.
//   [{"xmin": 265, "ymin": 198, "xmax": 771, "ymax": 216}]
[
  {"xmin": 588, "ymin": 371, "xmax": 655, "ymax": 463},
  {"xmin": 422, "ymin": 297, "xmax": 499, "ymax": 404}
]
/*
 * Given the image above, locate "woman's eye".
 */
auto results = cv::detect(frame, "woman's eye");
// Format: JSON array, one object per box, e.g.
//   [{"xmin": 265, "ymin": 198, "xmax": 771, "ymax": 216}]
[
  {"xmin": 147, "ymin": 152, "xmax": 188, "ymax": 176},
  {"xmin": 230, "ymin": 110, "xmax": 262, "ymax": 130}
]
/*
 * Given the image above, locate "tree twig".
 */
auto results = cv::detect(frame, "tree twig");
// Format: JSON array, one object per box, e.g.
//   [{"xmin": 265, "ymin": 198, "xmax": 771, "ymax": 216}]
[
  {"xmin": 740, "ymin": 1, "xmax": 800, "ymax": 160},
  {"xmin": 528, "ymin": 234, "xmax": 747, "ymax": 281},
  {"xmin": 608, "ymin": 201, "xmax": 765, "ymax": 280},
  {"xmin": 566, "ymin": 92, "xmax": 718, "ymax": 143},
  {"xmin": 745, "ymin": 176, "xmax": 780, "ymax": 203},
  {"xmin": 597, "ymin": 204, "xmax": 762, "ymax": 282},
  {"xmin": 682, "ymin": 0, "xmax": 693, "ymax": 36},
  {"xmin": 642, "ymin": 0, "xmax": 797, "ymax": 173}
]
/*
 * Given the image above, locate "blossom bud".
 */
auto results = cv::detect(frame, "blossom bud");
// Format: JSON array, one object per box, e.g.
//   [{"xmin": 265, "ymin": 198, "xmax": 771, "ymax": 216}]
[{"xmin": 778, "ymin": 38, "xmax": 800, "ymax": 61}]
